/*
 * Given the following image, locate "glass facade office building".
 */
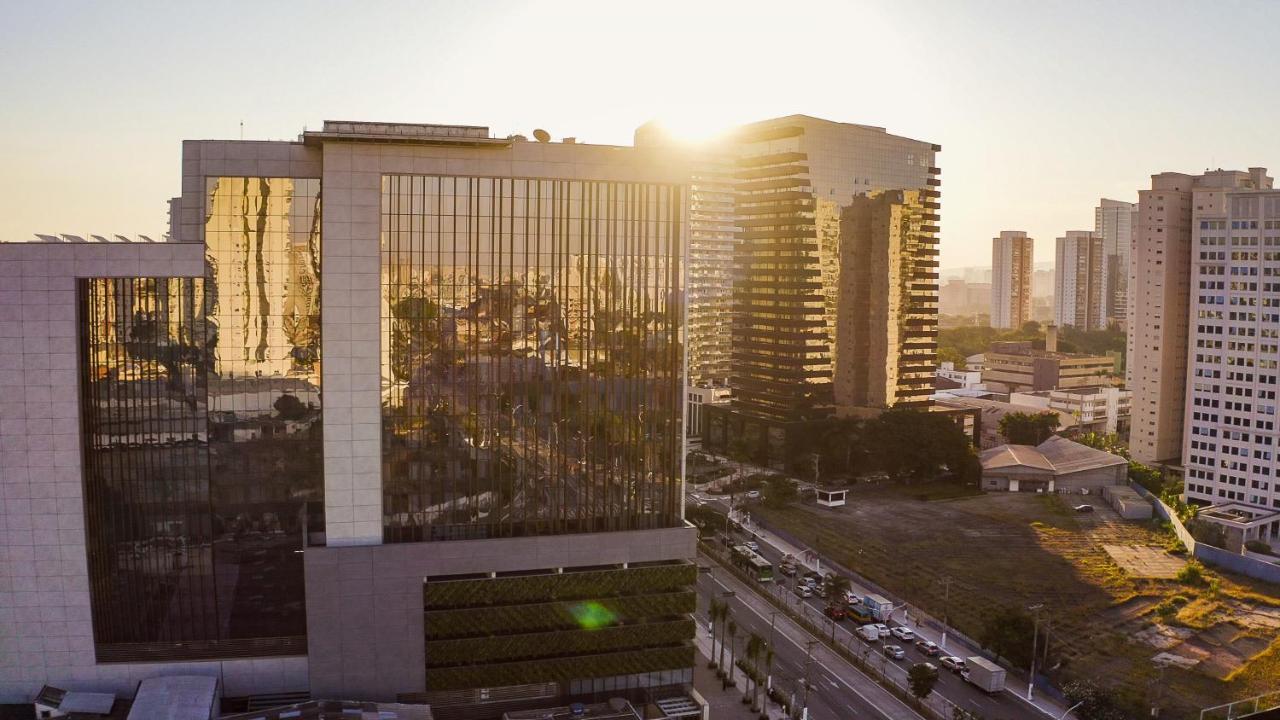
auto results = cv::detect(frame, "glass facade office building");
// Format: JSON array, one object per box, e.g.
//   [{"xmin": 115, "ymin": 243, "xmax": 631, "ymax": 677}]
[
  {"xmin": 78, "ymin": 177, "xmax": 323, "ymax": 660},
  {"xmin": 379, "ymin": 175, "xmax": 685, "ymax": 542}
]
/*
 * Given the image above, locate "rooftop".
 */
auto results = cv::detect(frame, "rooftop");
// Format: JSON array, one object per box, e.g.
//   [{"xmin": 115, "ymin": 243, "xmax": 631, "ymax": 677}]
[
  {"xmin": 222, "ymin": 700, "xmax": 433, "ymax": 720},
  {"xmin": 981, "ymin": 436, "xmax": 1127, "ymax": 475},
  {"xmin": 301, "ymin": 120, "xmax": 510, "ymax": 148},
  {"xmin": 125, "ymin": 676, "xmax": 218, "ymax": 720},
  {"xmin": 502, "ymin": 698, "xmax": 642, "ymax": 720}
]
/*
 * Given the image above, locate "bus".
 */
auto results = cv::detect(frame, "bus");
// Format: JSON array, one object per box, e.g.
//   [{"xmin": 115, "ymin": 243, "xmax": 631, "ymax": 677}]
[{"xmin": 730, "ymin": 544, "xmax": 775, "ymax": 583}]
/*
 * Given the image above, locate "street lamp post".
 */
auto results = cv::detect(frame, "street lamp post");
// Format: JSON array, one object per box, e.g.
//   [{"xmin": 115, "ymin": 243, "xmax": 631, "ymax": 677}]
[
  {"xmin": 939, "ymin": 575, "xmax": 952, "ymax": 650},
  {"xmin": 1028, "ymin": 603, "xmax": 1045, "ymax": 702},
  {"xmin": 801, "ymin": 640, "xmax": 817, "ymax": 720}
]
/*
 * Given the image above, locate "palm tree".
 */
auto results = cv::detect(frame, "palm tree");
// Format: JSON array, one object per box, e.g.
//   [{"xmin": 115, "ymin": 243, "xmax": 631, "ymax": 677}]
[
  {"xmin": 727, "ymin": 619, "xmax": 739, "ymax": 687},
  {"xmin": 761, "ymin": 642, "xmax": 775, "ymax": 717},
  {"xmin": 827, "ymin": 574, "xmax": 853, "ymax": 607},
  {"xmin": 708, "ymin": 600, "xmax": 724, "ymax": 670},
  {"xmin": 745, "ymin": 633, "xmax": 764, "ymax": 708},
  {"xmin": 718, "ymin": 607, "xmax": 732, "ymax": 678}
]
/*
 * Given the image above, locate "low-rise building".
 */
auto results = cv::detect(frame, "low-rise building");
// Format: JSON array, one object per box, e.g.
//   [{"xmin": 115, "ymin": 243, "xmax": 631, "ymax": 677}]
[
  {"xmin": 1195, "ymin": 503, "xmax": 1280, "ymax": 554},
  {"xmin": 1010, "ymin": 386, "xmax": 1131, "ymax": 435},
  {"xmin": 979, "ymin": 435, "xmax": 1127, "ymax": 493},
  {"xmin": 936, "ymin": 361, "xmax": 985, "ymax": 391},
  {"xmin": 934, "ymin": 391, "xmax": 1078, "ymax": 449},
  {"xmin": 687, "ymin": 383, "xmax": 732, "ymax": 441},
  {"xmin": 982, "ymin": 341, "xmax": 1115, "ymax": 394}
]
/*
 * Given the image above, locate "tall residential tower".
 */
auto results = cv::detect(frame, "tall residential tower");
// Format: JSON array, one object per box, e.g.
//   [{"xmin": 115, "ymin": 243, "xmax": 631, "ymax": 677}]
[
  {"xmin": 1127, "ymin": 168, "xmax": 1271, "ymax": 466},
  {"xmin": 1054, "ymin": 230, "xmax": 1106, "ymax": 329},
  {"xmin": 1095, "ymin": 198, "xmax": 1136, "ymax": 327},
  {"xmin": 991, "ymin": 230, "xmax": 1034, "ymax": 329}
]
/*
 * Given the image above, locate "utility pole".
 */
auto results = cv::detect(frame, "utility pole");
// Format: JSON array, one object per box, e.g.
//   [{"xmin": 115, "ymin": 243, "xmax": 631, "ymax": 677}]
[
  {"xmin": 939, "ymin": 575, "xmax": 953, "ymax": 650},
  {"xmin": 1027, "ymin": 603, "xmax": 1044, "ymax": 702},
  {"xmin": 802, "ymin": 639, "xmax": 818, "ymax": 720}
]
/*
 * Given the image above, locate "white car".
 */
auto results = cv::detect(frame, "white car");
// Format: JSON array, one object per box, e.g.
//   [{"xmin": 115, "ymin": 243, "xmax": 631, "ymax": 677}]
[
  {"xmin": 882, "ymin": 644, "xmax": 905, "ymax": 660},
  {"xmin": 794, "ymin": 584, "xmax": 813, "ymax": 598},
  {"xmin": 872, "ymin": 623, "xmax": 891, "ymax": 639},
  {"xmin": 890, "ymin": 626, "xmax": 916, "ymax": 642},
  {"xmin": 745, "ymin": 490, "xmax": 761, "ymax": 499},
  {"xmin": 745, "ymin": 540, "xmax": 759, "ymax": 552}
]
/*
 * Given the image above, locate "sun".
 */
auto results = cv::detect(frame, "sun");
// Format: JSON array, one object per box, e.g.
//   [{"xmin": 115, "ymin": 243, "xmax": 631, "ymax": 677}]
[{"xmin": 648, "ymin": 113, "xmax": 732, "ymax": 145}]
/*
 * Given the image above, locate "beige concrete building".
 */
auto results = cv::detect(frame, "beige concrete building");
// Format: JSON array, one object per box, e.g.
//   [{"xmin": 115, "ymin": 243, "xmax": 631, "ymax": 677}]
[
  {"xmin": 1054, "ymin": 230, "xmax": 1106, "ymax": 329},
  {"xmin": 1127, "ymin": 168, "xmax": 1271, "ymax": 466},
  {"xmin": 981, "ymin": 340, "xmax": 1115, "ymax": 394},
  {"xmin": 991, "ymin": 230, "xmax": 1034, "ymax": 329}
]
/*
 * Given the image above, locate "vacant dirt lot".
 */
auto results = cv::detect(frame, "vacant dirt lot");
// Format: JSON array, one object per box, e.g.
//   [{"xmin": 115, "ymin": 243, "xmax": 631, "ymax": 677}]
[{"xmin": 753, "ymin": 484, "xmax": 1280, "ymax": 716}]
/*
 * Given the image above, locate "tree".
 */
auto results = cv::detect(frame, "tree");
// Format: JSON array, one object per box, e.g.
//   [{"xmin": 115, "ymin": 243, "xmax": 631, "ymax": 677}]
[
  {"xmin": 726, "ymin": 619, "xmax": 739, "ymax": 687},
  {"xmin": 998, "ymin": 411, "xmax": 1060, "ymax": 445},
  {"xmin": 744, "ymin": 633, "xmax": 764, "ymax": 707},
  {"xmin": 908, "ymin": 662, "xmax": 939, "ymax": 700},
  {"xmin": 978, "ymin": 606, "xmax": 1035, "ymax": 666},
  {"xmin": 827, "ymin": 575, "xmax": 853, "ymax": 605},
  {"xmin": 708, "ymin": 600, "xmax": 725, "ymax": 670},
  {"xmin": 1075, "ymin": 432, "xmax": 1129, "ymax": 459},
  {"xmin": 865, "ymin": 409, "xmax": 975, "ymax": 482},
  {"xmin": 715, "ymin": 603, "xmax": 731, "ymax": 676},
  {"xmin": 762, "ymin": 477, "xmax": 798, "ymax": 509}
]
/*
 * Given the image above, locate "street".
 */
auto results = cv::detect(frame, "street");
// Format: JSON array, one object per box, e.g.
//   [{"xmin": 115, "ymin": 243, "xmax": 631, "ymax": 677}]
[{"xmin": 691, "ymin": 489, "xmax": 1071, "ymax": 719}]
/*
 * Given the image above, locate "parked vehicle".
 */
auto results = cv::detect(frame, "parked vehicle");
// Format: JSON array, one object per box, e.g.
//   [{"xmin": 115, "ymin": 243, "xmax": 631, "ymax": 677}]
[
  {"xmin": 1074, "ymin": 504, "xmax": 1095, "ymax": 513},
  {"xmin": 890, "ymin": 626, "xmax": 915, "ymax": 641},
  {"xmin": 961, "ymin": 656, "xmax": 1006, "ymax": 692},
  {"xmin": 857, "ymin": 624, "xmax": 880, "ymax": 643},
  {"xmin": 794, "ymin": 584, "xmax": 813, "ymax": 598},
  {"xmin": 915, "ymin": 639, "xmax": 941, "ymax": 656},
  {"xmin": 882, "ymin": 644, "xmax": 905, "ymax": 660},
  {"xmin": 939, "ymin": 656, "xmax": 967, "ymax": 674}
]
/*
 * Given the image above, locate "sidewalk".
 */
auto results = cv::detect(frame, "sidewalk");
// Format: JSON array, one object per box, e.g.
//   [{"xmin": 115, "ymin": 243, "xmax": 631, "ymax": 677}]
[
  {"xmin": 693, "ymin": 621, "xmax": 781, "ymax": 720},
  {"xmin": 733, "ymin": 507, "xmax": 1076, "ymax": 719}
]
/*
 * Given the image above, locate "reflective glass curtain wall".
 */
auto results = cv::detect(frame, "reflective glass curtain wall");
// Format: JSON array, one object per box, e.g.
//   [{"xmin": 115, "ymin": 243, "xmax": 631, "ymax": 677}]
[
  {"xmin": 381, "ymin": 175, "xmax": 684, "ymax": 542},
  {"xmin": 79, "ymin": 177, "xmax": 322, "ymax": 661}
]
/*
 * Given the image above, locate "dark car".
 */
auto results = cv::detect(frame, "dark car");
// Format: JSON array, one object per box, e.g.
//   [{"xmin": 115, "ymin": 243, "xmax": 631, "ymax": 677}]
[
  {"xmin": 915, "ymin": 639, "xmax": 941, "ymax": 656},
  {"xmin": 1074, "ymin": 504, "xmax": 1095, "ymax": 513}
]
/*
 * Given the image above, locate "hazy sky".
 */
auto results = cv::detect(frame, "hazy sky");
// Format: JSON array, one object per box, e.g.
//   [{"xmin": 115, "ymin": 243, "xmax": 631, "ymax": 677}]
[{"xmin": 3, "ymin": 0, "xmax": 1279, "ymax": 267}]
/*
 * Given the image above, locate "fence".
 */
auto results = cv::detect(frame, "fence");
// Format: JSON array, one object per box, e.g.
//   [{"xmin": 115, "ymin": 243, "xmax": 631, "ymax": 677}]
[{"xmin": 1130, "ymin": 483, "xmax": 1280, "ymax": 585}]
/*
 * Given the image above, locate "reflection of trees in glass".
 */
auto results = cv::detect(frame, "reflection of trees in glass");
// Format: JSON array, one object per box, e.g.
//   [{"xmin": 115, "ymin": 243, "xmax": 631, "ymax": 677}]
[{"xmin": 390, "ymin": 294, "xmax": 442, "ymax": 383}]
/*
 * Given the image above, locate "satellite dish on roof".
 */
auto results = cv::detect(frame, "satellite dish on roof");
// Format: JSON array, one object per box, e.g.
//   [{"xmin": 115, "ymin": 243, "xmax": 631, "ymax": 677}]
[{"xmin": 533, "ymin": 129, "xmax": 551, "ymax": 143}]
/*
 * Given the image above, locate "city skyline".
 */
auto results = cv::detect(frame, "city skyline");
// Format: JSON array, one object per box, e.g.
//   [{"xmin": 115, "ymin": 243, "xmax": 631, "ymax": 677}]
[{"xmin": 4, "ymin": 1, "xmax": 1280, "ymax": 269}]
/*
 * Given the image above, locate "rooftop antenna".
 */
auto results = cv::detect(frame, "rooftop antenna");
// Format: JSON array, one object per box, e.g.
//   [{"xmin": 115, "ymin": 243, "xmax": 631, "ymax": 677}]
[{"xmin": 240, "ymin": 120, "xmax": 244, "ymax": 140}]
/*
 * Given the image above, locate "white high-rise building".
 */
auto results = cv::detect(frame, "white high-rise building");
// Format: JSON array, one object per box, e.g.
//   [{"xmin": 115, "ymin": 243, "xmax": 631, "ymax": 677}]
[
  {"xmin": 1128, "ymin": 169, "xmax": 1270, "ymax": 466},
  {"xmin": 1183, "ymin": 179, "xmax": 1280, "ymax": 514},
  {"xmin": 991, "ymin": 230, "xmax": 1033, "ymax": 329},
  {"xmin": 1054, "ymin": 230, "xmax": 1105, "ymax": 329},
  {"xmin": 1095, "ymin": 199, "xmax": 1136, "ymax": 327}
]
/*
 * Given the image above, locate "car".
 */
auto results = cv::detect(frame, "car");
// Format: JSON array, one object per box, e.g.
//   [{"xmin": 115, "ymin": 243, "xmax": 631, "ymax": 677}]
[
  {"xmin": 793, "ymin": 584, "xmax": 813, "ymax": 598},
  {"xmin": 745, "ymin": 490, "xmax": 761, "ymax": 499},
  {"xmin": 824, "ymin": 604, "xmax": 846, "ymax": 621},
  {"xmin": 882, "ymin": 644, "xmax": 905, "ymax": 660},
  {"xmin": 890, "ymin": 626, "xmax": 916, "ymax": 642},
  {"xmin": 915, "ymin": 639, "xmax": 941, "ymax": 656},
  {"xmin": 939, "ymin": 656, "xmax": 967, "ymax": 673},
  {"xmin": 779, "ymin": 563, "xmax": 797, "ymax": 576},
  {"xmin": 871, "ymin": 623, "xmax": 891, "ymax": 639},
  {"xmin": 1074, "ymin": 504, "xmax": 1095, "ymax": 513},
  {"xmin": 803, "ymin": 575, "xmax": 820, "ymax": 590},
  {"xmin": 745, "ymin": 540, "xmax": 760, "ymax": 551}
]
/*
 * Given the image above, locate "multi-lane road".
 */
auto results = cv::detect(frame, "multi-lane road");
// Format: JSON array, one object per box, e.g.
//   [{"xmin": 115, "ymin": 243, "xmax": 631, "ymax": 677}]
[{"xmin": 692, "ymin": 491, "xmax": 1071, "ymax": 720}]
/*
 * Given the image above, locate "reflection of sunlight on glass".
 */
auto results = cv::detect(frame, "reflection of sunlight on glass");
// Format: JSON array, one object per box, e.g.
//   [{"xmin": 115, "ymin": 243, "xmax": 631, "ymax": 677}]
[{"xmin": 570, "ymin": 601, "xmax": 616, "ymax": 630}]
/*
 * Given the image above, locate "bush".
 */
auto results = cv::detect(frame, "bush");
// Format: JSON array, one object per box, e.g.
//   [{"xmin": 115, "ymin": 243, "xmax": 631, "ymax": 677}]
[
  {"xmin": 1245, "ymin": 540, "xmax": 1276, "ymax": 556},
  {"xmin": 1177, "ymin": 561, "xmax": 1207, "ymax": 586}
]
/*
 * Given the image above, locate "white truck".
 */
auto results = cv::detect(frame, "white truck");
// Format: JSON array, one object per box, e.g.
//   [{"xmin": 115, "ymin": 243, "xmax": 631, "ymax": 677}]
[
  {"xmin": 961, "ymin": 656, "xmax": 1006, "ymax": 693},
  {"xmin": 857, "ymin": 624, "xmax": 881, "ymax": 643}
]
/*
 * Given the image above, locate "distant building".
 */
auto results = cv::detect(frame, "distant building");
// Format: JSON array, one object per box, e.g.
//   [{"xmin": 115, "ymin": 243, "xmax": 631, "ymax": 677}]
[
  {"xmin": 1095, "ymin": 199, "xmax": 1136, "ymax": 328},
  {"xmin": 1127, "ymin": 168, "xmax": 1272, "ymax": 466},
  {"xmin": 223, "ymin": 700, "xmax": 433, "ymax": 720},
  {"xmin": 687, "ymin": 383, "xmax": 732, "ymax": 440},
  {"xmin": 933, "ymin": 391, "xmax": 1079, "ymax": 449},
  {"xmin": 1010, "ymin": 386, "xmax": 1132, "ymax": 435},
  {"xmin": 991, "ymin": 230, "xmax": 1034, "ymax": 329},
  {"xmin": 981, "ymin": 340, "xmax": 1115, "ymax": 394},
  {"xmin": 940, "ymin": 277, "xmax": 992, "ymax": 317},
  {"xmin": 980, "ymin": 435, "xmax": 1128, "ymax": 493},
  {"xmin": 936, "ymin": 361, "xmax": 984, "ymax": 390},
  {"xmin": 1054, "ymin": 230, "xmax": 1106, "ymax": 329}
]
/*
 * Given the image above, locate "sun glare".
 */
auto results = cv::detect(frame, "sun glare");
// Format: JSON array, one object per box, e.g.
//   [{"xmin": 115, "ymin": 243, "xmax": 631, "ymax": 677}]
[{"xmin": 650, "ymin": 113, "xmax": 732, "ymax": 145}]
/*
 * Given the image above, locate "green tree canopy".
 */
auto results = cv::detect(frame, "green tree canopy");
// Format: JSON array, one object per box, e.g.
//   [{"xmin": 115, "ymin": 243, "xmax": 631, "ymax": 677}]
[
  {"xmin": 998, "ymin": 411, "xmax": 1060, "ymax": 445},
  {"xmin": 762, "ymin": 477, "xmax": 798, "ymax": 509},
  {"xmin": 908, "ymin": 662, "xmax": 939, "ymax": 700}
]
